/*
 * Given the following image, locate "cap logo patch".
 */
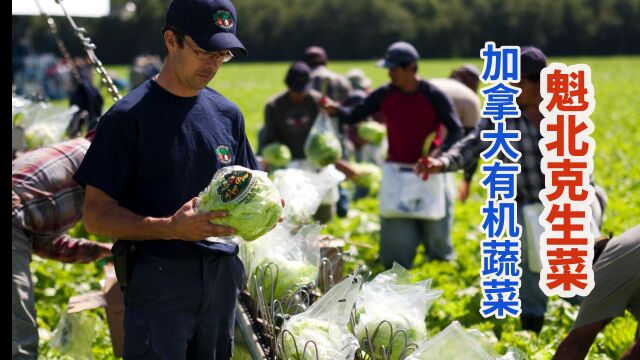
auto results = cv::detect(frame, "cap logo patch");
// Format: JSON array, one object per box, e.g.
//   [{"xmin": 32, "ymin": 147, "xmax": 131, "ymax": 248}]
[{"xmin": 213, "ymin": 10, "xmax": 233, "ymax": 30}]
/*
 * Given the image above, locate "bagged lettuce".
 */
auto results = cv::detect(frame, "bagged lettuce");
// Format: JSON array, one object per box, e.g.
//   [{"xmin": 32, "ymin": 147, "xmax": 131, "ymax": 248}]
[
  {"xmin": 20, "ymin": 103, "xmax": 78, "ymax": 149},
  {"xmin": 51, "ymin": 312, "xmax": 96, "ymax": 360},
  {"xmin": 354, "ymin": 263, "xmax": 443, "ymax": 360},
  {"xmin": 278, "ymin": 276, "xmax": 362, "ymax": 360},
  {"xmin": 272, "ymin": 165, "xmax": 342, "ymax": 226},
  {"xmin": 304, "ymin": 111, "xmax": 342, "ymax": 167},
  {"xmin": 263, "ymin": 142, "xmax": 292, "ymax": 168},
  {"xmin": 242, "ymin": 224, "xmax": 322, "ymax": 302},
  {"xmin": 357, "ymin": 121, "xmax": 386, "ymax": 145},
  {"xmin": 350, "ymin": 162, "xmax": 382, "ymax": 193},
  {"xmin": 25, "ymin": 123, "xmax": 58, "ymax": 149},
  {"xmin": 305, "ymin": 132, "xmax": 342, "ymax": 167},
  {"xmin": 199, "ymin": 166, "xmax": 282, "ymax": 241},
  {"xmin": 407, "ymin": 321, "xmax": 525, "ymax": 360},
  {"xmin": 251, "ymin": 257, "xmax": 318, "ymax": 302}
]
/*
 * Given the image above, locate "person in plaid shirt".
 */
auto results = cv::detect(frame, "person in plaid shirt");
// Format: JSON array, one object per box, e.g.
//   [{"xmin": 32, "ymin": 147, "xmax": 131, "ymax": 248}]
[{"xmin": 12, "ymin": 136, "xmax": 112, "ymax": 359}]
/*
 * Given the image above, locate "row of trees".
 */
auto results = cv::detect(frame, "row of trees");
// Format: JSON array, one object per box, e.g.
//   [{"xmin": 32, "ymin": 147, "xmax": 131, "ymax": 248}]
[{"xmin": 12, "ymin": 0, "xmax": 640, "ymax": 64}]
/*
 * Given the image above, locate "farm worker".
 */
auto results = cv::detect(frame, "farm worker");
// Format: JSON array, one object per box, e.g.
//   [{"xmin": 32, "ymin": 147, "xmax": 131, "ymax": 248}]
[
  {"xmin": 257, "ymin": 60, "xmax": 342, "ymax": 223},
  {"xmin": 342, "ymin": 67, "xmax": 384, "ymax": 164},
  {"xmin": 66, "ymin": 56, "xmax": 104, "ymax": 138},
  {"xmin": 303, "ymin": 46, "xmax": 353, "ymax": 218},
  {"xmin": 258, "ymin": 61, "xmax": 322, "ymax": 164},
  {"xmin": 323, "ymin": 41, "xmax": 464, "ymax": 269},
  {"xmin": 12, "ymin": 135, "xmax": 112, "ymax": 359},
  {"xmin": 554, "ymin": 225, "xmax": 640, "ymax": 360},
  {"xmin": 304, "ymin": 45, "xmax": 352, "ymax": 103},
  {"xmin": 341, "ymin": 68, "xmax": 386, "ymax": 200},
  {"xmin": 73, "ymin": 0, "xmax": 259, "ymax": 358},
  {"xmin": 415, "ymin": 46, "xmax": 606, "ymax": 333},
  {"xmin": 430, "ymin": 64, "xmax": 482, "ymax": 203}
]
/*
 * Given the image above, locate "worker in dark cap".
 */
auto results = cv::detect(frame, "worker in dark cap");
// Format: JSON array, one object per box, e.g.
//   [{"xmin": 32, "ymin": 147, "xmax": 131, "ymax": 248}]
[
  {"xmin": 323, "ymin": 40, "xmax": 464, "ymax": 269},
  {"xmin": 416, "ymin": 45, "xmax": 607, "ymax": 334},
  {"xmin": 73, "ymin": 0, "xmax": 258, "ymax": 358},
  {"xmin": 450, "ymin": 63, "xmax": 481, "ymax": 93},
  {"xmin": 304, "ymin": 45, "xmax": 352, "ymax": 103},
  {"xmin": 258, "ymin": 61, "xmax": 322, "ymax": 163},
  {"xmin": 257, "ymin": 61, "xmax": 346, "ymax": 223},
  {"xmin": 303, "ymin": 46, "xmax": 353, "ymax": 218}
]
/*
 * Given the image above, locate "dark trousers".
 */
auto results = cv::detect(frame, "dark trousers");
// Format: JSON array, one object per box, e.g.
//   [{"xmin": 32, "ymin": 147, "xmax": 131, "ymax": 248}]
[{"xmin": 122, "ymin": 252, "xmax": 244, "ymax": 359}]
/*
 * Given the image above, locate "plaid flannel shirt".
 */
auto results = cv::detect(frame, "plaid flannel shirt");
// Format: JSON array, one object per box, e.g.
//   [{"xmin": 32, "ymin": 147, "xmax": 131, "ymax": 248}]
[
  {"xmin": 12, "ymin": 138, "xmax": 108, "ymax": 263},
  {"xmin": 439, "ymin": 115, "xmax": 544, "ymax": 204}
]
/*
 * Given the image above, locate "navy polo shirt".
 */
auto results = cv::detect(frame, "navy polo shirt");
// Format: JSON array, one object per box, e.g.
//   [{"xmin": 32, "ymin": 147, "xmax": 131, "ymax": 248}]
[{"xmin": 74, "ymin": 79, "xmax": 259, "ymax": 256}]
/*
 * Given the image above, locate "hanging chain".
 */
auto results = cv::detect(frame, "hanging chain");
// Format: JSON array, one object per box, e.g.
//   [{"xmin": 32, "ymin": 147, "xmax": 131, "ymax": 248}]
[
  {"xmin": 51, "ymin": 0, "xmax": 123, "ymax": 102},
  {"xmin": 33, "ymin": 0, "xmax": 83, "ymax": 85}
]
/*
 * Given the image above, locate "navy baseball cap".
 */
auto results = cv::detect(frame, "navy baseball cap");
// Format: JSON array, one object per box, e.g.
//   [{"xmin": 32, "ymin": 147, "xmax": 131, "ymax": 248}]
[
  {"xmin": 377, "ymin": 41, "xmax": 419, "ymax": 68},
  {"xmin": 520, "ymin": 46, "xmax": 547, "ymax": 79},
  {"xmin": 165, "ymin": 0, "xmax": 247, "ymax": 56},
  {"xmin": 285, "ymin": 61, "xmax": 311, "ymax": 92},
  {"xmin": 304, "ymin": 46, "xmax": 328, "ymax": 66}
]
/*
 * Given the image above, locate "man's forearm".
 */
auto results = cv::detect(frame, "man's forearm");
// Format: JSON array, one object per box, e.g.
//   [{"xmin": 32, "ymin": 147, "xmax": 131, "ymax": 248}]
[
  {"xmin": 438, "ymin": 127, "xmax": 485, "ymax": 173},
  {"xmin": 84, "ymin": 200, "xmax": 174, "ymax": 241},
  {"xmin": 33, "ymin": 235, "xmax": 112, "ymax": 263}
]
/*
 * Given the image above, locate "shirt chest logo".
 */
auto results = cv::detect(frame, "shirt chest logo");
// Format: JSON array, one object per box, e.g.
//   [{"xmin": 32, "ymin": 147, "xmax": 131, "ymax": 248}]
[{"xmin": 215, "ymin": 145, "xmax": 233, "ymax": 164}]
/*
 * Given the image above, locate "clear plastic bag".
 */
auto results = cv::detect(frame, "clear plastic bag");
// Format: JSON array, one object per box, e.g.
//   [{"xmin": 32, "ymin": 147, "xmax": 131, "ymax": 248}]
[
  {"xmin": 15, "ymin": 99, "xmax": 78, "ymax": 149},
  {"xmin": 354, "ymin": 263, "xmax": 443, "ymax": 360},
  {"xmin": 304, "ymin": 110, "xmax": 343, "ymax": 168},
  {"xmin": 273, "ymin": 165, "xmax": 343, "ymax": 225},
  {"xmin": 198, "ymin": 165, "xmax": 283, "ymax": 241},
  {"xmin": 278, "ymin": 275, "xmax": 362, "ymax": 360},
  {"xmin": 407, "ymin": 321, "xmax": 526, "ymax": 360},
  {"xmin": 50, "ymin": 311, "xmax": 96, "ymax": 360},
  {"xmin": 242, "ymin": 223, "xmax": 322, "ymax": 302}
]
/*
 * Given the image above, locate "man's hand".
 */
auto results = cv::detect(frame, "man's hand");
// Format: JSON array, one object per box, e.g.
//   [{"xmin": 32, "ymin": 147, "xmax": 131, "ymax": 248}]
[
  {"xmin": 320, "ymin": 96, "xmax": 340, "ymax": 116},
  {"xmin": 169, "ymin": 197, "xmax": 235, "ymax": 241},
  {"xmin": 414, "ymin": 157, "xmax": 445, "ymax": 179},
  {"xmin": 458, "ymin": 180, "xmax": 470, "ymax": 203},
  {"xmin": 97, "ymin": 242, "xmax": 113, "ymax": 259},
  {"xmin": 334, "ymin": 159, "xmax": 359, "ymax": 182}
]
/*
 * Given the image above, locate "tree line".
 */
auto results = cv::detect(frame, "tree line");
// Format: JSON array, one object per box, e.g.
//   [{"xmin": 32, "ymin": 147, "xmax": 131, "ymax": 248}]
[{"xmin": 12, "ymin": 0, "xmax": 640, "ymax": 64}]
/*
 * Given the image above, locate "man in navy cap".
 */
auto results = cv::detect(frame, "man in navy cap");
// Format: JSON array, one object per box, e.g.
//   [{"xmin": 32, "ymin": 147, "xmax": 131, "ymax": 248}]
[
  {"xmin": 417, "ymin": 46, "xmax": 607, "ymax": 333},
  {"xmin": 73, "ymin": 0, "xmax": 258, "ymax": 358},
  {"xmin": 323, "ymin": 41, "xmax": 464, "ymax": 269},
  {"xmin": 258, "ymin": 61, "xmax": 322, "ymax": 163},
  {"xmin": 304, "ymin": 46, "xmax": 352, "ymax": 103},
  {"xmin": 258, "ymin": 61, "xmax": 345, "ymax": 223}
]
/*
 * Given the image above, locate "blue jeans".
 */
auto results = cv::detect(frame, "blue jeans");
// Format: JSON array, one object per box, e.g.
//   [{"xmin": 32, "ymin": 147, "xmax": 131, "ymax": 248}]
[{"xmin": 379, "ymin": 191, "xmax": 455, "ymax": 269}]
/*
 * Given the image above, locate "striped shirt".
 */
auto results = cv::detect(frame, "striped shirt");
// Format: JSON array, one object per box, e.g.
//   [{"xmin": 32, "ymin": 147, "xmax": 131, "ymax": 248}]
[
  {"xmin": 438, "ymin": 115, "xmax": 544, "ymax": 204},
  {"xmin": 12, "ymin": 138, "xmax": 98, "ymax": 263}
]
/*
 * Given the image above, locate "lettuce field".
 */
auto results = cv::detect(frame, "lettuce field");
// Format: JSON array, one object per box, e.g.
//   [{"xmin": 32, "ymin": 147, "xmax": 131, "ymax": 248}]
[{"xmin": 33, "ymin": 56, "xmax": 639, "ymax": 359}]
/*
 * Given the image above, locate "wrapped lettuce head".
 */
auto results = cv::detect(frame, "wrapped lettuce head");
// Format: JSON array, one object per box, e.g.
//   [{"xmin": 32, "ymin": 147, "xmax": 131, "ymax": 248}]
[
  {"xmin": 351, "ymin": 162, "xmax": 382, "ymax": 191},
  {"xmin": 263, "ymin": 142, "xmax": 292, "ymax": 168},
  {"xmin": 200, "ymin": 166, "xmax": 283, "ymax": 241},
  {"xmin": 249, "ymin": 258, "xmax": 318, "ymax": 301},
  {"xmin": 304, "ymin": 132, "xmax": 342, "ymax": 167},
  {"xmin": 25, "ymin": 123, "xmax": 57, "ymax": 149},
  {"xmin": 357, "ymin": 121, "xmax": 386, "ymax": 146},
  {"xmin": 355, "ymin": 310, "xmax": 424, "ymax": 360},
  {"xmin": 281, "ymin": 318, "xmax": 335, "ymax": 360}
]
